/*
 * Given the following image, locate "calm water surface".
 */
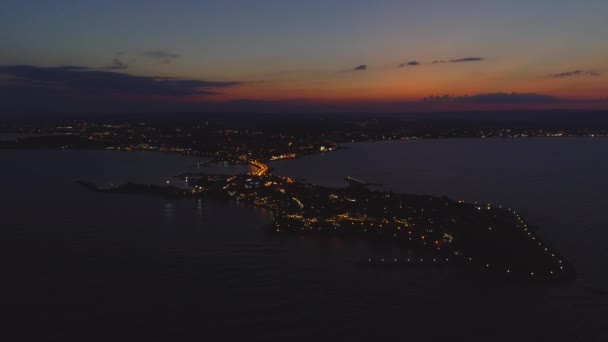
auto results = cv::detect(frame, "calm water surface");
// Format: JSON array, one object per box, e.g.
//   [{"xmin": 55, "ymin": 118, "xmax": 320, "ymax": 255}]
[
  {"xmin": 2, "ymin": 140, "xmax": 608, "ymax": 341},
  {"xmin": 0, "ymin": 133, "xmax": 40, "ymax": 141}
]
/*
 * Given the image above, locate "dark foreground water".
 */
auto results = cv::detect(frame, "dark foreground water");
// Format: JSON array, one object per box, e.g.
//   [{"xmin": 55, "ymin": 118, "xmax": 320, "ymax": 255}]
[{"xmin": 2, "ymin": 140, "xmax": 608, "ymax": 341}]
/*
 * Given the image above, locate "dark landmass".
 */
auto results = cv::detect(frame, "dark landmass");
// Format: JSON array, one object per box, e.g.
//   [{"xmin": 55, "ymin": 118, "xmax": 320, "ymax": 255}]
[
  {"xmin": 0, "ymin": 135, "xmax": 112, "ymax": 150},
  {"xmin": 2, "ymin": 111, "xmax": 608, "ymax": 165},
  {"xmin": 78, "ymin": 168, "xmax": 576, "ymax": 282}
]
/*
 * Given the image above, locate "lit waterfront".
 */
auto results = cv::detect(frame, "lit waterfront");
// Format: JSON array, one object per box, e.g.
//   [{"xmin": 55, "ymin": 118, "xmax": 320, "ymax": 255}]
[{"xmin": 83, "ymin": 150, "xmax": 575, "ymax": 281}]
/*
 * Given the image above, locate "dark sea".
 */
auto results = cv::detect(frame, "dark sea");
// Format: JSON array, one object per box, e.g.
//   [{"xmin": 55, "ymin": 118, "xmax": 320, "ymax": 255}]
[{"xmin": 3, "ymin": 138, "xmax": 608, "ymax": 341}]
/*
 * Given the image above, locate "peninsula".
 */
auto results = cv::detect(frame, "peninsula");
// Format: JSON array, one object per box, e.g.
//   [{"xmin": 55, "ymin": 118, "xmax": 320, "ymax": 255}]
[{"xmin": 79, "ymin": 158, "xmax": 576, "ymax": 282}]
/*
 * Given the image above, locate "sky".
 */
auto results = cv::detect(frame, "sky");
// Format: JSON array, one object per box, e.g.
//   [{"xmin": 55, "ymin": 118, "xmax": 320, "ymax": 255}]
[{"xmin": 1, "ymin": 0, "xmax": 607, "ymax": 115}]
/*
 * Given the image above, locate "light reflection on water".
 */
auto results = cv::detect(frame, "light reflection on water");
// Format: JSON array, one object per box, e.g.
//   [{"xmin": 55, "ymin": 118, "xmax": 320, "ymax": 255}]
[{"xmin": 163, "ymin": 202, "xmax": 175, "ymax": 219}]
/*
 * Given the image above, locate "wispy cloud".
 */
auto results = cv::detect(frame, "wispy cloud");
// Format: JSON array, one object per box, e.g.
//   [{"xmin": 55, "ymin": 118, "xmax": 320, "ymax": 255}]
[
  {"xmin": 399, "ymin": 61, "xmax": 420, "ymax": 67},
  {"xmin": 103, "ymin": 58, "xmax": 129, "ymax": 70},
  {"xmin": 431, "ymin": 57, "xmax": 485, "ymax": 64},
  {"xmin": 143, "ymin": 49, "xmax": 180, "ymax": 64},
  {"xmin": 353, "ymin": 64, "xmax": 367, "ymax": 71},
  {"xmin": 449, "ymin": 57, "xmax": 484, "ymax": 63},
  {"xmin": 550, "ymin": 70, "xmax": 599, "ymax": 78}
]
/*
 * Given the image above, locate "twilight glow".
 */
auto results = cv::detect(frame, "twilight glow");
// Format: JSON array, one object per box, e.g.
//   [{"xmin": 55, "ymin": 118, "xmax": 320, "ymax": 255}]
[{"xmin": 1, "ymin": 0, "xmax": 607, "ymax": 115}]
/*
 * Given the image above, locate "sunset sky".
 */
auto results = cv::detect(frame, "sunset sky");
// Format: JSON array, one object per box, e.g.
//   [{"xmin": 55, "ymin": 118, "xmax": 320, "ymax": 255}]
[{"xmin": 1, "ymin": 0, "xmax": 607, "ymax": 115}]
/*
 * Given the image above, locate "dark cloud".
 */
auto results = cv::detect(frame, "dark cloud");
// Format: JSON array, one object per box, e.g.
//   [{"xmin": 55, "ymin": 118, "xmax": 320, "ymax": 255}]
[
  {"xmin": 399, "ymin": 61, "xmax": 420, "ymax": 67},
  {"xmin": 550, "ymin": 70, "xmax": 600, "ymax": 78},
  {"xmin": 431, "ymin": 57, "xmax": 484, "ymax": 64},
  {"xmin": 0, "ymin": 65, "xmax": 240, "ymax": 96},
  {"xmin": 104, "ymin": 58, "xmax": 129, "ymax": 70},
  {"xmin": 449, "ymin": 57, "xmax": 484, "ymax": 63},
  {"xmin": 423, "ymin": 92, "xmax": 561, "ymax": 104},
  {"xmin": 458, "ymin": 92, "xmax": 558, "ymax": 104},
  {"xmin": 143, "ymin": 49, "xmax": 180, "ymax": 64},
  {"xmin": 353, "ymin": 64, "xmax": 367, "ymax": 71}
]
